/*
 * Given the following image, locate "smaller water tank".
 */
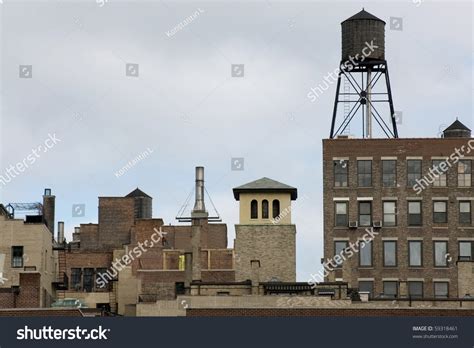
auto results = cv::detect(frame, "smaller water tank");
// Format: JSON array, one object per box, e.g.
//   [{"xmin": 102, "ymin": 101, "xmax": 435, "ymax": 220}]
[
  {"xmin": 443, "ymin": 120, "xmax": 471, "ymax": 138},
  {"xmin": 126, "ymin": 188, "xmax": 153, "ymax": 219},
  {"xmin": 341, "ymin": 9, "xmax": 385, "ymax": 63}
]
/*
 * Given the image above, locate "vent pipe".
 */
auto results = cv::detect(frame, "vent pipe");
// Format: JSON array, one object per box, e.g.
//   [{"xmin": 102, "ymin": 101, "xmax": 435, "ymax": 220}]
[
  {"xmin": 192, "ymin": 166, "xmax": 206, "ymax": 214},
  {"xmin": 57, "ymin": 221, "xmax": 65, "ymax": 244}
]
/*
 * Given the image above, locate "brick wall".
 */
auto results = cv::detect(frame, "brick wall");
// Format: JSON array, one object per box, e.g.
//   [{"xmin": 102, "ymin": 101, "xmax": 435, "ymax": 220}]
[
  {"xmin": 64, "ymin": 251, "xmax": 113, "ymax": 292},
  {"xmin": 187, "ymin": 308, "xmax": 474, "ymax": 317},
  {"xmin": 79, "ymin": 224, "xmax": 99, "ymax": 250},
  {"xmin": 323, "ymin": 137, "xmax": 474, "ymax": 298},
  {"xmin": 0, "ymin": 273, "xmax": 41, "ymax": 308},
  {"xmin": 98, "ymin": 197, "xmax": 135, "ymax": 250},
  {"xmin": 234, "ymin": 224, "xmax": 296, "ymax": 282}
]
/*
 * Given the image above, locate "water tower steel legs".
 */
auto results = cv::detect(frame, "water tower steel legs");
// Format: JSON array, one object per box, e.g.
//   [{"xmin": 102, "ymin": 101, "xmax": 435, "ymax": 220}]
[{"xmin": 330, "ymin": 61, "xmax": 398, "ymax": 139}]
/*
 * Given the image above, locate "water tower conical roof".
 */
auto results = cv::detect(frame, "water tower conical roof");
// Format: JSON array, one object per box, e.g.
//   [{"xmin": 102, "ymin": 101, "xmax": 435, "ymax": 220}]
[{"xmin": 342, "ymin": 9, "xmax": 385, "ymax": 24}]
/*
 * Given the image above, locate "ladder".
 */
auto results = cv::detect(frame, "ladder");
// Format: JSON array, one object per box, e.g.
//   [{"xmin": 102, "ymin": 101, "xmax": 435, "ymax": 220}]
[{"xmin": 342, "ymin": 76, "xmax": 351, "ymax": 135}]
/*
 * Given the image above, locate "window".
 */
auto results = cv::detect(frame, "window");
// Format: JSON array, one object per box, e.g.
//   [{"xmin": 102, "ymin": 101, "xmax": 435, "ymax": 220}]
[
  {"xmin": 383, "ymin": 201, "xmax": 397, "ymax": 226},
  {"xmin": 262, "ymin": 200, "xmax": 269, "ymax": 219},
  {"xmin": 458, "ymin": 160, "xmax": 471, "ymax": 187},
  {"xmin": 178, "ymin": 255, "xmax": 186, "ymax": 271},
  {"xmin": 71, "ymin": 268, "xmax": 82, "ymax": 290},
  {"xmin": 272, "ymin": 200, "xmax": 280, "ymax": 219},
  {"xmin": 358, "ymin": 202, "xmax": 372, "ymax": 226},
  {"xmin": 11, "ymin": 246, "xmax": 23, "ymax": 268},
  {"xmin": 459, "ymin": 201, "xmax": 471, "ymax": 224},
  {"xmin": 357, "ymin": 160, "xmax": 372, "ymax": 187},
  {"xmin": 359, "ymin": 241, "xmax": 372, "ymax": 267},
  {"xmin": 383, "ymin": 241, "xmax": 397, "ymax": 267},
  {"xmin": 383, "ymin": 281, "xmax": 398, "ymax": 298},
  {"xmin": 382, "ymin": 160, "xmax": 397, "ymax": 187},
  {"xmin": 433, "ymin": 201, "xmax": 447, "ymax": 223},
  {"xmin": 434, "ymin": 282, "xmax": 449, "ymax": 298},
  {"xmin": 334, "ymin": 241, "xmax": 348, "ymax": 268},
  {"xmin": 96, "ymin": 268, "xmax": 108, "ymax": 289},
  {"xmin": 83, "ymin": 268, "xmax": 94, "ymax": 292},
  {"xmin": 250, "ymin": 200, "xmax": 258, "ymax": 219},
  {"xmin": 408, "ymin": 201, "xmax": 422, "ymax": 226},
  {"xmin": 434, "ymin": 241, "xmax": 448, "ymax": 267},
  {"xmin": 459, "ymin": 241, "xmax": 473, "ymax": 261},
  {"xmin": 408, "ymin": 241, "xmax": 423, "ymax": 267},
  {"xmin": 408, "ymin": 282, "xmax": 423, "ymax": 298},
  {"xmin": 335, "ymin": 202, "xmax": 348, "ymax": 227},
  {"xmin": 432, "ymin": 160, "xmax": 447, "ymax": 186},
  {"xmin": 407, "ymin": 160, "xmax": 422, "ymax": 187},
  {"xmin": 334, "ymin": 160, "xmax": 348, "ymax": 187},
  {"xmin": 358, "ymin": 281, "xmax": 374, "ymax": 298}
]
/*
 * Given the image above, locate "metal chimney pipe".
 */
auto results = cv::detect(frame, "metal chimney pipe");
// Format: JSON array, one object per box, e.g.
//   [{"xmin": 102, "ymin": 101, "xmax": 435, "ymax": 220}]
[
  {"xmin": 192, "ymin": 166, "xmax": 206, "ymax": 213},
  {"xmin": 57, "ymin": 221, "xmax": 65, "ymax": 244}
]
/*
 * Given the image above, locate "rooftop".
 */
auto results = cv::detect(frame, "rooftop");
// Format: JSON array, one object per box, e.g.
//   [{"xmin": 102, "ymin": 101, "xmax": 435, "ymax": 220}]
[
  {"xmin": 125, "ymin": 188, "xmax": 152, "ymax": 199},
  {"xmin": 444, "ymin": 119, "xmax": 471, "ymax": 132},
  {"xmin": 233, "ymin": 177, "xmax": 297, "ymax": 200}
]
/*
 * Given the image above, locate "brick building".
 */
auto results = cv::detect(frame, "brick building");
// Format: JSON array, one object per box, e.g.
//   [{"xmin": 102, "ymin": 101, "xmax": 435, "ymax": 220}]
[
  {"xmin": 323, "ymin": 120, "xmax": 474, "ymax": 299},
  {"xmin": 0, "ymin": 194, "xmax": 56, "ymax": 309}
]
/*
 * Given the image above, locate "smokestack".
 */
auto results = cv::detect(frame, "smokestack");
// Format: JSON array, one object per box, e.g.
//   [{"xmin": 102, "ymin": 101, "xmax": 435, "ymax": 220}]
[
  {"xmin": 57, "ymin": 221, "xmax": 65, "ymax": 244},
  {"xmin": 192, "ymin": 166, "xmax": 206, "ymax": 214},
  {"xmin": 190, "ymin": 166, "xmax": 208, "ymax": 283},
  {"xmin": 42, "ymin": 188, "xmax": 55, "ymax": 235}
]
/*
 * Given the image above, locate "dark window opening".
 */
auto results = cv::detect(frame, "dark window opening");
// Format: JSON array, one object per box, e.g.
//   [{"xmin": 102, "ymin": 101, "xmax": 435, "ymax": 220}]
[
  {"xmin": 250, "ymin": 200, "xmax": 258, "ymax": 219},
  {"xmin": 272, "ymin": 200, "xmax": 280, "ymax": 219},
  {"xmin": 83, "ymin": 268, "xmax": 94, "ymax": 292},
  {"xmin": 262, "ymin": 200, "xmax": 269, "ymax": 219},
  {"xmin": 11, "ymin": 246, "xmax": 23, "ymax": 268}
]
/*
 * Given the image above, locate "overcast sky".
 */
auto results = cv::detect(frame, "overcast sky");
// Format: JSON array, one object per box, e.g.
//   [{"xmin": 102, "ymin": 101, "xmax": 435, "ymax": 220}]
[{"xmin": 0, "ymin": 0, "xmax": 472, "ymax": 281}]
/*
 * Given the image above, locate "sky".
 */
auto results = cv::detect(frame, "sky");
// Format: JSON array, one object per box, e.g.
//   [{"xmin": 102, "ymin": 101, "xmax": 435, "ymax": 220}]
[{"xmin": 0, "ymin": 0, "xmax": 472, "ymax": 281}]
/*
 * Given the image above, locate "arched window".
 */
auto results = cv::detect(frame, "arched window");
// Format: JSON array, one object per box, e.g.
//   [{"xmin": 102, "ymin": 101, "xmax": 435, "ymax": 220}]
[
  {"xmin": 251, "ymin": 200, "xmax": 258, "ymax": 219},
  {"xmin": 272, "ymin": 199, "xmax": 280, "ymax": 219},
  {"xmin": 262, "ymin": 200, "xmax": 269, "ymax": 219}
]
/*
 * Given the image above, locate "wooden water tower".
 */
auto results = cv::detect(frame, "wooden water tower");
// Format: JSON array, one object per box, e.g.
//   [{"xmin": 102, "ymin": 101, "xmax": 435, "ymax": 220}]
[{"xmin": 330, "ymin": 9, "xmax": 399, "ymax": 138}]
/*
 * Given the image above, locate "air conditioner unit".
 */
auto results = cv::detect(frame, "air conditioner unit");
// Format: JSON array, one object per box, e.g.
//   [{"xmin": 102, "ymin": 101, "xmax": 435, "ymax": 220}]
[
  {"xmin": 349, "ymin": 221, "xmax": 358, "ymax": 229},
  {"xmin": 373, "ymin": 221, "xmax": 382, "ymax": 228}
]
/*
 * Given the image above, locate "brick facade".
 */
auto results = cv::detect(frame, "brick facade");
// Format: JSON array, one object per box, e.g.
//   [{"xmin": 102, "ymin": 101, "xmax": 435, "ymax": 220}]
[
  {"xmin": 0, "ymin": 273, "xmax": 41, "ymax": 308},
  {"xmin": 234, "ymin": 224, "xmax": 296, "ymax": 282},
  {"xmin": 323, "ymin": 137, "xmax": 474, "ymax": 298}
]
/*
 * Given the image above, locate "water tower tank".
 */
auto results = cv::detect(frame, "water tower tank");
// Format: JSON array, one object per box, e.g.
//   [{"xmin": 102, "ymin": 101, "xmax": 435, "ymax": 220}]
[
  {"xmin": 126, "ymin": 188, "xmax": 152, "ymax": 219},
  {"xmin": 443, "ymin": 120, "xmax": 471, "ymax": 138},
  {"xmin": 341, "ymin": 9, "xmax": 385, "ymax": 62}
]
